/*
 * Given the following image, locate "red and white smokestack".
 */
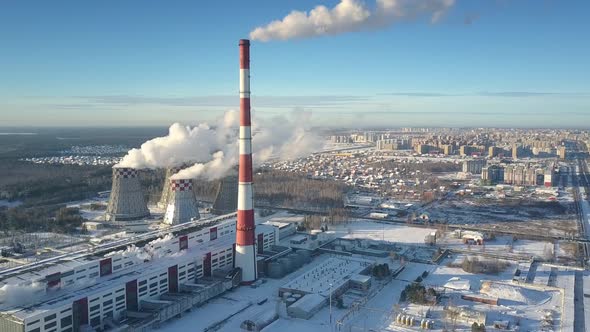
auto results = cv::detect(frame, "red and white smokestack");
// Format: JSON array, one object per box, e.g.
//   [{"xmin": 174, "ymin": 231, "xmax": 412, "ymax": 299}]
[{"xmin": 235, "ymin": 39, "xmax": 257, "ymax": 283}]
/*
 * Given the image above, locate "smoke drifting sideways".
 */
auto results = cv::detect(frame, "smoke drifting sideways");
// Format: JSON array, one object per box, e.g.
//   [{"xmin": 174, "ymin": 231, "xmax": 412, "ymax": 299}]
[
  {"xmin": 250, "ymin": 0, "xmax": 455, "ymax": 41},
  {"xmin": 116, "ymin": 110, "xmax": 322, "ymax": 181}
]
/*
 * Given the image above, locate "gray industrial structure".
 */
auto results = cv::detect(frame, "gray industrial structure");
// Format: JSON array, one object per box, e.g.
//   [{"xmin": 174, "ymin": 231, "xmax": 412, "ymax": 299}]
[
  {"xmin": 158, "ymin": 164, "xmax": 190, "ymax": 209},
  {"xmin": 106, "ymin": 167, "xmax": 150, "ymax": 221},
  {"xmin": 163, "ymin": 178, "xmax": 200, "ymax": 225},
  {"xmin": 212, "ymin": 174, "xmax": 238, "ymax": 215}
]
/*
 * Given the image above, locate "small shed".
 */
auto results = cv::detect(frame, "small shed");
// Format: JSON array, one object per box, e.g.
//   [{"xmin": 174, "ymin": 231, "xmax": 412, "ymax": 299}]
[
  {"xmin": 287, "ymin": 294, "xmax": 326, "ymax": 320},
  {"xmin": 240, "ymin": 309, "xmax": 278, "ymax": 331},
  {"xmin": 350, "ymin": 274, "xmax": 372, "ymax": 291}
]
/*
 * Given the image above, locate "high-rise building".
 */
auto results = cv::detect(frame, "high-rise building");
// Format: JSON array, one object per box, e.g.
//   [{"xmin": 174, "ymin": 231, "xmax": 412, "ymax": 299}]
[
  {"xmin": 442, "ymin": 144, "xmax": 454, "ymax": 155},
  {"xmin": 558, "ymin": 146, "xmax": 567, "ymax": 159},
  {"xmin": 462, "ymin": 159, "xmax": 487, "ymax": 175},
  {"xmin": 488, "ymin": 146, "xmax": 502, "ymax": 158},
  {"xmin": 512, "ymin": 144, "xmax": 520, "ymax": 159},
  {"xmin": 482, "ymin": 165, "xmax": 504, "ymax": 184}
]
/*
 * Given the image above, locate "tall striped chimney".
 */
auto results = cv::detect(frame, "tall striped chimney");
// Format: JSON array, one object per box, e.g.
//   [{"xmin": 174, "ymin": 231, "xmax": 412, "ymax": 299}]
[{"xmin": 235, "ymin": 39, "xmax": 257, "ymax": 283}]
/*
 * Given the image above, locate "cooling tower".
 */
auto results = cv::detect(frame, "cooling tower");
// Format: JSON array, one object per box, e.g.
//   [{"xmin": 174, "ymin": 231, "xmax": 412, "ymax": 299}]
[
  {"xmin": 158, "ymin": 164, "xmax": 190, "ymax": 209},
  {"xmin": 163, "ymin": 179, "xmax": 200, "ymax": 225},
  {"xmin": 106, "ymin": 167, "xmax": 150, "ymax": 221},
  {"xmin": 235, "ymin": 39, "xmax": 257, "ymax": 283},
  {"xmin": 212, "ymin": 174, "xmax": 238, "ymax": 215}
]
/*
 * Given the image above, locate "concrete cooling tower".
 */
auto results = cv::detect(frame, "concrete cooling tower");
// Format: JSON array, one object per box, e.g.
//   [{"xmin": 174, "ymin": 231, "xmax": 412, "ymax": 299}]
[
  {"xmin": 212, "ymin": 175, "xmax": 238, "ymax": 215},
  {"xmin": 106, "ymin": 167, "xmax": 150, "ymax": 221},
  {"xmin": 163, "ymin": 179, "xmax": 200, "ymax": 225},
  {"xmin": 158, "ymin": 165, "xmax": 190, "ymax": 209}
]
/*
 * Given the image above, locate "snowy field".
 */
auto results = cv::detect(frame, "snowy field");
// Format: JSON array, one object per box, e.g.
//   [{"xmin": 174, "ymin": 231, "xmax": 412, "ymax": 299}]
[
  {"xmin": 438, "ymin": 234, "xmax": 555, "ymax": 260},
  {"xmin": 331, "ymin": 220, "xmax": 436, "ymax": 245},
  {"xmin": 339, "ymin": 259, "xmax": 563, "ymax": 332}
]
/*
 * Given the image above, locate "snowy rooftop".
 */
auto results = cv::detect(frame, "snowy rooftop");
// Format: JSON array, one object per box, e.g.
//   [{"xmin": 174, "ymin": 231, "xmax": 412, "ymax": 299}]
[
  {"xmin": 0, "ymin": 213, "xmax": 236, "ymax": 287},
  {"xmin": 281, "ymin": 257, "xmax": 372, "ymax": 297},
  {"xmin": 2, "ymin": 235, "xmax": 235, "ymax": 320}
]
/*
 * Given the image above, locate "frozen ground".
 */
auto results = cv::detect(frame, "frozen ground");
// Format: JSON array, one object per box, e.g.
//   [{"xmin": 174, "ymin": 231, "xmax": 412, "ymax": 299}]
[
  {"xmin": 438, "ymin": 234, "xmax": 555, "ymax": 260},
  {"xmin": 331, "ymin": 219, "xmax": 435, "ymax": 245},
  {"xmin": 340, "ymin": 260, "xmax": 562, "ymax": 332},
  {"xmin": 67, "ymin": 197, "xmax": 108, "ymax": 221},
  {"xmin": 426, "ymin": 194, "xmax": 575, "ymax": 233}
]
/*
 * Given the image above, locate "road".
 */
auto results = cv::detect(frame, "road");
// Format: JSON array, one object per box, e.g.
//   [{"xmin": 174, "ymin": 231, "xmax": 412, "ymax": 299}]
[{"xmin": 573, "ymin": 157, "xmax": 590, "ymax": 265}]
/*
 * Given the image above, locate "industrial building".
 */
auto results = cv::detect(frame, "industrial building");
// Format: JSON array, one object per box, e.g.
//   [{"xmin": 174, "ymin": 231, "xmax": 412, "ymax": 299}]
[
  {"xmin": 277, "ymin": 257, "xmax": 373, "ymax": 320},
  {"xmin": 0, "ymin": 214, "xmax": 278, "ymax": 332}
]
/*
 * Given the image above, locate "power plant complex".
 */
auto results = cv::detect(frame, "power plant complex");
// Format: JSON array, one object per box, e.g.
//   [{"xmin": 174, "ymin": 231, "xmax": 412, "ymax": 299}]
[{"xmin": 0, "ymin": 40, "xmax": 266, "ymax": 332}]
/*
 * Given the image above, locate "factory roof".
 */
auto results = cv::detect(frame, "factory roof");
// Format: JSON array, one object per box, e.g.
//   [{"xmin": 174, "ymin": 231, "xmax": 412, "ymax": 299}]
[
  {"xmin": 280, "ymin": 257, "xmax": 372, "ymax": 297},
  {"xmin": 2, "ymin": 235, "xmax": 235, "ymax": 321},
  {"xmin": 261, "ymin": 220, "xmax": 293, "ymax": 230},
  {"xmin": 0, "ymin": 213, "xmax": 236, "ymax": 287},
  {"xmin": 288, "ymin": 293, "xmax": 326, "ymax": 313},
  {"xmin": 350, "ymin": 274, "xmax": 371, "ymax": 284}
]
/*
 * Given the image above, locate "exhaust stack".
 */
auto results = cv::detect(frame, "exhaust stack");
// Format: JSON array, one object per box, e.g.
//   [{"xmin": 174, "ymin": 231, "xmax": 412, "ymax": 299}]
[{"xmin": 235, "ymin": 39, "xmax": 257, "ymax": 283}]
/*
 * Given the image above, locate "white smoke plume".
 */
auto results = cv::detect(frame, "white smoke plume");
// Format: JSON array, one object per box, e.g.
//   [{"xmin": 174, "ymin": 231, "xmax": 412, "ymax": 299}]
[
  {"xmin": 116, "ymin": 110, "xmax": 322, "ymax": 180},
  {"xmin": 250, "ymin": 0, "xmax": 455, "ymax": 41},
  {"xmin": 0, "ymin": 282, "xmax": 45, "ymax": 306}
]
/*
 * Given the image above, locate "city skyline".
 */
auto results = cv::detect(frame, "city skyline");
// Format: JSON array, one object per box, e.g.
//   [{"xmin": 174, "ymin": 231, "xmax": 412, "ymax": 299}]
[{"xmin": 1, "ymin": 0, "xmax": 589, "ymax": 127}]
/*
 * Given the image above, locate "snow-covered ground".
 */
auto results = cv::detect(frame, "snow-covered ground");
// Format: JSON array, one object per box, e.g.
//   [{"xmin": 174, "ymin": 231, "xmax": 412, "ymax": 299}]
[
  {"xmin": 343, "ymin": 259, "xmax": 563, "ymax": 332},
  {"xmin": 438, "ymin": 234, "xmax": 554, "ymax": 260},
  {"xmin": 330, "ymin": 219, "xmax": 435, "ymax": 245}
]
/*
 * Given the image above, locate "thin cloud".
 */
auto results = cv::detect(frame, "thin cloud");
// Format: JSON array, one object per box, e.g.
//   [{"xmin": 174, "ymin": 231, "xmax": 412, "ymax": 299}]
[
  {"xmin": 72, "ymin": 95, "xmax": 370, "ymax": 108},
  {"xmin": 379, "ymin": 92, "xmax": 459, "ymax": 97},
  {"xmin": 381, "ymin": 91, "xmax": 589, "ymax": 97}
]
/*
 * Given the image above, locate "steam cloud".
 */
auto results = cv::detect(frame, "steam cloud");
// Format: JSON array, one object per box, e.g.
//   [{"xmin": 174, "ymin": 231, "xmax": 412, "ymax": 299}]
[
  {"xmin": 250, "ymin": 0, "xmax": 455, "ymax": 41},
  {"xmin": 0, "ymin": 282, "xmax": 45, "ymax": 306},
  {"xmin": 116, "ymin": 110, "xmax": 322, "ymax": 180}
]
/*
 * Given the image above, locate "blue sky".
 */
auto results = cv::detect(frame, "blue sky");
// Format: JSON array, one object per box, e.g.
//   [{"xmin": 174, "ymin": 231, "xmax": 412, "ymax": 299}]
[{"xmin": 0, "ymin": 0, "xmax": 588, "ymax": 128}]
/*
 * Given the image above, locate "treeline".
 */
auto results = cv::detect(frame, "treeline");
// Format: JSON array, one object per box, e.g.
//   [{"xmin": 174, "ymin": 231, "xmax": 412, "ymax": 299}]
[
  {"xmin": 448, "ymin": 256, "xmax": 510, "ymax": 275},
  {"xmin": 0, "ymin": 206, "xmax": 83, "ymax": 233},
  {"xmin": 299, "ymin": 208, "xmax": 350, "ymax": 230},
  {"xmin": 0, "ymin": 162, "xmax": 112, "ymax": 205},
  {"xmin": 253, "ymin": 170, "xmax": 347, "ymax": 210}
]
